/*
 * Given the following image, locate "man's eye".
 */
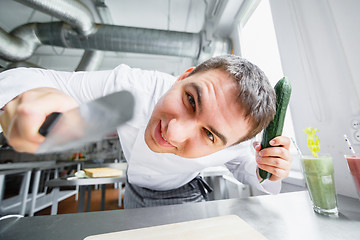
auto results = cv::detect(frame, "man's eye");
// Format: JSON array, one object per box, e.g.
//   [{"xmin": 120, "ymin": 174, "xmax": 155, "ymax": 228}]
[
  {"xmin": 205, "ymin": 129, "xmax": 214, "ymax": 143},
  {"xmin": 187, "ymin": 93, "xmax": 196, "ymax": 111}
]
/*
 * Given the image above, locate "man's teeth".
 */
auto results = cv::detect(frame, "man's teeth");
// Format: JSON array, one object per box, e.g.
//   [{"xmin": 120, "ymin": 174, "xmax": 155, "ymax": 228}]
[{"xmin": 161, "ymin": 131, "xmax": 167, "ymax": 142}]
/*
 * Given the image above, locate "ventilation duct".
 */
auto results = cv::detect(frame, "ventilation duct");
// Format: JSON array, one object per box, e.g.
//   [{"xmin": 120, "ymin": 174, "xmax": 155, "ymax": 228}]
[
  {"xmin": 14, "ymin": 0, "xmax": 96, "ymax": 36},
  {"xmin": 0, "ymin": 5, "xmax": 231, "ymax": 64},
  {"xmin": 0, "ymin": 24, "xmax": 41, "ymax": 62},
  {"xmin": 0, "ymin": 21, "xmax": 207, "ymax": 62},
  {"xmin": 94, "ymin": 0, "xmax": 114, "ymax": 25},
  {"xmin": 14, "ymin": 0, "xmax": 104, "ymax": 71},
  {"xmin": 37, "ymin": 22, "xmax": 202, "ymax": 58},
  {"xmin": 75, "ymin": 50, "xmax": 104, "ymax": 71},
  {"xmin": 76, "ymin": 0, "xmax": 115, "ymax": 71},
  {"xmin": 6, "ymin": 61, "xmax": 42, "ymax": 69}
]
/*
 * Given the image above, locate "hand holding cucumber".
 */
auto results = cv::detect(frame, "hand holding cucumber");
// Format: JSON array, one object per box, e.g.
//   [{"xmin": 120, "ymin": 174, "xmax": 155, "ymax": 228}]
[
  {"xmin": 257, "ymin": 77, "xmax": 292, "ymax": 182},
  {"xmin": 254, "ymin": 136, "xmax": 292, "ymax": 182}
]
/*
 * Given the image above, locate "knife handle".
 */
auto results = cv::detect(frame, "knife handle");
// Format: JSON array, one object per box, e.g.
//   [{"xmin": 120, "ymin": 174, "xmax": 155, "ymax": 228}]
[{"xmin": 38, "ymin": 112, "xmax": 62, "ymax": 137}]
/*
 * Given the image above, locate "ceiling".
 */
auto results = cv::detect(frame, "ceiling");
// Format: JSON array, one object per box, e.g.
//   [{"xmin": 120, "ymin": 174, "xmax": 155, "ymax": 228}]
[
  {"xmin": 0, "ymin": 0, "xmax": 248, "ymax": 74},
  {"xmin": 0, "ymin": 0, "xmax": 206, "ymax": 33}
]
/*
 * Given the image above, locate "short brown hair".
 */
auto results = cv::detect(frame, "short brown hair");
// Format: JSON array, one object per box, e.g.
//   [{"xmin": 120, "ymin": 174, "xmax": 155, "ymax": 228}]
[{"xmin": 188, "ymin": 55, "xmax": 276, "ymax": 143}]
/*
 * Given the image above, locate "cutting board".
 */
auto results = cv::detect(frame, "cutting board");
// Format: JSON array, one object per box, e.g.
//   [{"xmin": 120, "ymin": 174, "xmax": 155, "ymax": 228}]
[
  {"xmin": 84, "ymin": 215, "xmax": 267, "ymax": 240},
  {"xmin": 84, "ymin": 168, "xmax": 123, "ymax": 178}
]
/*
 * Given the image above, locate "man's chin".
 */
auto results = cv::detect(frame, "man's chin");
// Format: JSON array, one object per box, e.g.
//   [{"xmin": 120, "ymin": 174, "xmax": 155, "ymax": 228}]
[
  {"xmin": 144, "ymin": 134, "xmax": 165, "ymax": 153},
  {"xmin": 147, "ymin": 143, "xmax": 172, "ymax": 154},
  {"xmin": 144, "ymin": 130, "xmax": 210, "ymax": 158}
]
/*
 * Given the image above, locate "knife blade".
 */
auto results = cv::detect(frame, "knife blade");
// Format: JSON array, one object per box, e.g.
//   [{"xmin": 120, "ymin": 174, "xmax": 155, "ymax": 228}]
[{"xmin": 36, "ymin": 90, "xmax": 134, "ymax": 154}]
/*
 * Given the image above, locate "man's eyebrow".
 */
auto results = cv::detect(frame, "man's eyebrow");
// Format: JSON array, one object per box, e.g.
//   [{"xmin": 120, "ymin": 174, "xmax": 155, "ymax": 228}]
[
  {"xmin": 189, "ymin": 82, "xmax": 202, "ymax": 112},
  {"xmin": 188, "ymin": 82, "xmax": 228, "ymax": 146},
  {"xmin": 209, "ymin": 126, "xmax": 228, "ymax": 146}
]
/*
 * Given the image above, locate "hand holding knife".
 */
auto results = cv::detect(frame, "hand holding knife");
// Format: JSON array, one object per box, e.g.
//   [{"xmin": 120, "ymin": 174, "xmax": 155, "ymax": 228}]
[{"xmin": 36, "ymin": 91, "xmax": 134, "ymax": 154}]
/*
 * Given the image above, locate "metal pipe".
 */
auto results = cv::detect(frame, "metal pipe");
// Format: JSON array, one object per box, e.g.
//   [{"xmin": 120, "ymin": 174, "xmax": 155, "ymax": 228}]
[
  {"xmin": 1, "ymin": 20, "xmax": 232, "ymax": 63},
  {"xmin": 76, "ymin": 0, "xmax": 114, "ymax": 71},
  {"xmin": 0, "ymin": 21, "xmax": 202, "ymax": 62},
  {"xmin": 94, "ymin": 0, "xmax": 114, "ymax": 25},
  {"xmin": 6, "ymin": 61, "xmax": 42, "ymax": 70},
  {"xmin": 37, "ymin": 22, "xmax": 202, "ymax": 58},
  {"xmin": 14, "ymin": 0, "xmax": 95, "ymax": 36},
  {"xmin": 12, "ymin": 0, "xmax": 101, "ymax": 70},
  {"xmin": 0, "ymin": 1, "xmax": 231, "ymax": 64},
  {"xmin": 0, "ymin": 24, "xmax": 41, "ymax": 62},
  {"xmin": 76, "ymin": 50, "xmax": 104, "ymax": 71}
]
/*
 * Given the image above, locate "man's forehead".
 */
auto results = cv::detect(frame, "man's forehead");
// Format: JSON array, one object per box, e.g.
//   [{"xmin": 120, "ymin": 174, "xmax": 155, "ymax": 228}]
[
  {"xmin": 184, "ymin": 75, "xmax": 249, "ymax": 146},
  {"xmin": 186, "ymin": 69, "xmax": 237, "ymax": 90}
]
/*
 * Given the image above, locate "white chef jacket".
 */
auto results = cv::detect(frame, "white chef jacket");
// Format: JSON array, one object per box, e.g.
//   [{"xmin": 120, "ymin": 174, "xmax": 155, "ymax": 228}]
[{"xmin": 0, "ymin": 65, "xmax": 281, "ymax": 194}]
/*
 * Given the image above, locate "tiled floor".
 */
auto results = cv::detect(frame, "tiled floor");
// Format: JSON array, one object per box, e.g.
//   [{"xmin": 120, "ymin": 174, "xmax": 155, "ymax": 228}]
[{"xmin": 35, "ymin": 184, "xmax": 124, "ymax": 215}]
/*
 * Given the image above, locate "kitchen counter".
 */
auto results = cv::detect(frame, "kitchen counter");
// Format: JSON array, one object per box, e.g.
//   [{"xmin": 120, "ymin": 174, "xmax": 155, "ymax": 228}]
[{"xmin": 1, "ymin": 191, "xmax": 359, "ymax": 240}]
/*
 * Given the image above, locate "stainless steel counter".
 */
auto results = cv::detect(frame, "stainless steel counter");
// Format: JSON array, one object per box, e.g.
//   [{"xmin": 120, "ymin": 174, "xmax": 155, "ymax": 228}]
[{"xmin": 1, "ymin": 191, "xmax": 359, "ymax": 240}]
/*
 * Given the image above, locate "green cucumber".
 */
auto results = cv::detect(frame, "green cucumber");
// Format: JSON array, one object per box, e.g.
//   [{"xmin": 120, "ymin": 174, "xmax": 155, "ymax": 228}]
[{"xmin": 259, "ymin": 77, "xmax": 292, "ymax": 182}]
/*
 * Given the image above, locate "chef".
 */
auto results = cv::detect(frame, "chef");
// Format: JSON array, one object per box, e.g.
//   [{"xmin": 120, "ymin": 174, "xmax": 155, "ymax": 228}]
[{"xmin": 0, "ymin": 55, "xmax": 292, "ymax": 208}]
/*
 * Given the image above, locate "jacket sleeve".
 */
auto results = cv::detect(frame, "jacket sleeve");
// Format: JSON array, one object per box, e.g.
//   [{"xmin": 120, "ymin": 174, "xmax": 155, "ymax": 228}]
[
  {"xmin": 224, "ymin": 140, "xmax": 282, "ymax": 195},
  {"xmin": 0, "ymin": 64, "xmax": 175, "ymax": 109},
  {"xmin": 0, "ymin": 65, "xmax": 175, "ymax": 134},
  {"xmin": 0, "ymin": 66, "xmax": 120, "ymax": 109}
]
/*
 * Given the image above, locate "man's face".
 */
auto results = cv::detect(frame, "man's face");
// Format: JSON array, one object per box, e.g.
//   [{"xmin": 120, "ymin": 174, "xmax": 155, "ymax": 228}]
[{"xmin": 144, "ymin": 69, "xmax": 252, "ymax": 158}]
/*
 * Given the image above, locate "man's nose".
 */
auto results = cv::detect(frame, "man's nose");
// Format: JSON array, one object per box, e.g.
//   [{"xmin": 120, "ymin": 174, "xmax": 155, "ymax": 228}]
[{"xmin": 166, "ymin": 118, "xmax": 196, "ymax": 144}]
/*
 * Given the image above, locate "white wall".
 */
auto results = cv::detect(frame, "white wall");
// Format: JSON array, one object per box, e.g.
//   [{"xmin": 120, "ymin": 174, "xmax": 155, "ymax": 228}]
[{"xmin": 270, "ymin": 0, "xmax": 360, "ymax": 198}]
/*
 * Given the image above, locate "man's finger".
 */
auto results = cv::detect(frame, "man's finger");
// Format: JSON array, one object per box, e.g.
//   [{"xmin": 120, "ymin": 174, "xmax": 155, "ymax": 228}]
[
  {"xmin": 257, "ymin": 163, "xmax": 289, "ymax": 179},
  {"xmin": 253, "ymin": 141, "xmax": 261, "ymax": 152},
  {"xmin": 269, "ymin": 136, "xmax": 291, "ymax": 149},
  {"xmin": 259, "ymin": 147, "xmax": 292, "ymax": 164}
]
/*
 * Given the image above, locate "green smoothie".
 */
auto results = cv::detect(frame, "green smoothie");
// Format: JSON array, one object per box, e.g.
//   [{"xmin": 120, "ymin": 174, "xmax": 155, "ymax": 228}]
[{"xmin": 301, "ymin": 155, "xmax": 338, "ymax": 214}]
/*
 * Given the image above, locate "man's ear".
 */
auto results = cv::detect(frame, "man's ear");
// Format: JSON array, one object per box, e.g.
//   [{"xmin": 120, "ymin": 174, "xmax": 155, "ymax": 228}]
[{"xmin": 176, "ymin": 67, "xmax": 195, "ymax": 82}]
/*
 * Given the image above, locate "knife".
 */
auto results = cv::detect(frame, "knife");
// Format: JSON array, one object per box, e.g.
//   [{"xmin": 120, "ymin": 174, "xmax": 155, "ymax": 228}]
[{"xmin": 36, "ymin": 90, "xmax": 134, "ymax": 154}]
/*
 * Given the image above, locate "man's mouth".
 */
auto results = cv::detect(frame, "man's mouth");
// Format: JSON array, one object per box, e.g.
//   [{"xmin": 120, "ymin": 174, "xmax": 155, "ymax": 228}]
[
  {"xmin": 161, "ymin": 130, "xmax": 167, "ymax": 142},
  {"xmin": 154, "ymin": 121, "xmax": 175, "ymax": 148}
]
